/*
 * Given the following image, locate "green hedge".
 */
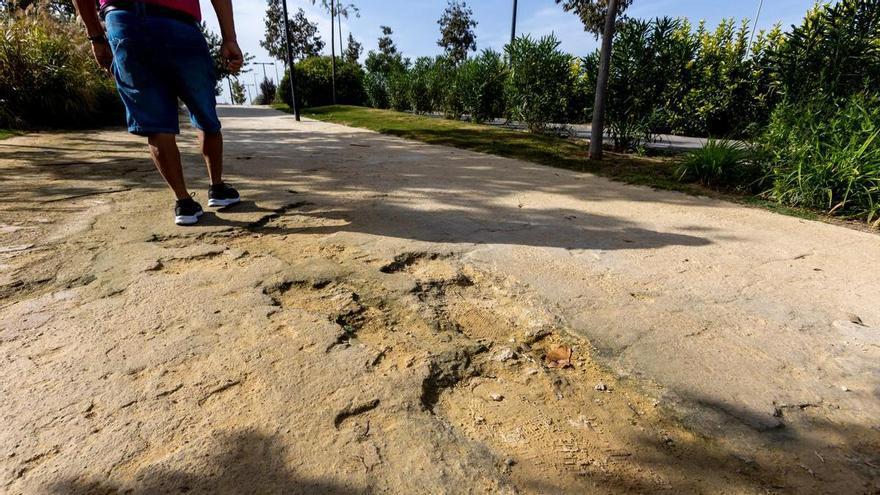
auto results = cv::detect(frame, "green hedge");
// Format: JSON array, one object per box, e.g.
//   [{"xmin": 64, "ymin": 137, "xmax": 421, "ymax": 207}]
[{"xmin": 278, "ymin": 56, "xmax": 367, "ymax": 108}]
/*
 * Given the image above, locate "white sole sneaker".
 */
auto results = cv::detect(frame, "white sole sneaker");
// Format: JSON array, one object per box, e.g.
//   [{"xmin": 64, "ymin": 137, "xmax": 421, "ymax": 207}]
[
  {"xmin": 208, "ymin": 197, "xmax": 241, "ymax": 208},
  {"xmin": 175, "ymin": 210, "xmax": 204, "ymax": 226}
]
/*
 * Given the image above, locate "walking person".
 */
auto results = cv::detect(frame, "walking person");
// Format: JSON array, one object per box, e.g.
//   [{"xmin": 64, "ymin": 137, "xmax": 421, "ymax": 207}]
[{"xmin": 73, "ymin": 0, "xmax": 244, "ymax": 225}]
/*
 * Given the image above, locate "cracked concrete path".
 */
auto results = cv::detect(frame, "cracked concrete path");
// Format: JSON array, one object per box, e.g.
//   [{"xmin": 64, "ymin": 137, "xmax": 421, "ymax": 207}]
[{"xmin": 1, "ymin": 105, "xmax": 878, "ymax": 494}]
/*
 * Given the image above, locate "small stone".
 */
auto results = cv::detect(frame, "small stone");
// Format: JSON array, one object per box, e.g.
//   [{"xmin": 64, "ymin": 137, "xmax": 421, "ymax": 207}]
[
  {"xmin": 525, "ymin": 368, "xmax": 539, "ymax": 376},
  {"xmin": 490, "ymin": 393, "xmax": 504, "ymax": 402},
  {"xmin": 475, "ymin": 416, "xmax": 486, "ymax": 424},
  {"xmin": 492, "ymin": 348, "xmax": 516, "ymax": 362},
  {"xmin": 595, "ymin": 382, "xmax": 608, "ymax": 392},
  {"xmin": 841, "ymin": 385, "xmax": 850, "ymax": 392},
  {"xmin": 504, "ymin": 458, "xmax": 516, "ymax": 467},
  {"xmin": 651, "ymin": 399, "xmax": 660, "ymax": 407}
]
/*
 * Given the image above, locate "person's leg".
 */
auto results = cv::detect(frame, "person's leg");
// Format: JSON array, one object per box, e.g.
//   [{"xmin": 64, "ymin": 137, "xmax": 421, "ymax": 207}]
[
  {"xmin": 147, "ymin": 133, "xmax": 190, "ymax": 200},
  {"xmin": 198, "ymin": 130, "xmax": 223, "ymax": 186}
]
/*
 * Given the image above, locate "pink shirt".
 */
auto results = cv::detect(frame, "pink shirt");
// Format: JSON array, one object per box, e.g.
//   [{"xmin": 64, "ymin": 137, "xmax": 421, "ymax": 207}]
[{"xmin": 101, "ymin": 0, "xmax": 202, "ymax": 21}]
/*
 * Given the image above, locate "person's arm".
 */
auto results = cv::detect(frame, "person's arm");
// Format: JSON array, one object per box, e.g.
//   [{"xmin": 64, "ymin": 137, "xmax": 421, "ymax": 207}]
[
  {"xmin": 72, "ymin": 0, "xmax": 113, "ymax": 72},
  {"xmin": 211, "ymin": 0, "xmax": 244, "ymax": 74}
]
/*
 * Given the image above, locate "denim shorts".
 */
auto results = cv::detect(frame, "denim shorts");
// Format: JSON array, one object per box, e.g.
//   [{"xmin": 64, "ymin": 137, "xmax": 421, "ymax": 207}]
[{"xmin": 105, "ymin": 7, "xmax": 221, "ymax": 136}]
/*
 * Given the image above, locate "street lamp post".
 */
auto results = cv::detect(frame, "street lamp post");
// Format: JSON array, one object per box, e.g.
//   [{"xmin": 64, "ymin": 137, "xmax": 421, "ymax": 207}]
[
  {"xmin": 281, "ymin": 0, "xmax": 301, "ymax": 120},
  {"xmin": 254, "ymin": 62, "xmax": 275, "ymax": 83},
  {"xmin": 244, "ymin": 83, "xmax": 254, "ymax": 105},
  {"xmin": 510, "ymin": 0, "xmax": 518, "ymax": 45},
  {"xmin": 330, "ymin": 0, "xmax": 337, "ymax": 104}
]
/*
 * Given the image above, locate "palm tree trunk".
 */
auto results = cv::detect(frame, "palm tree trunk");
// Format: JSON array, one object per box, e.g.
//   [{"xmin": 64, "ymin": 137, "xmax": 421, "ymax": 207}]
[{"xmin": 589, "ymin": 0, "xmax": 619, "ymax": 160}]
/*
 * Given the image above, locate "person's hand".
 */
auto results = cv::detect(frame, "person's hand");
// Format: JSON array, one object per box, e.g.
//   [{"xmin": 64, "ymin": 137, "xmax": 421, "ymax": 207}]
[
  {"xmin": 92, "ymin": 40, "xmax": 113, "ymax": 73},
  {"xmin": 221, "ymin": 39, "xmax": 244, "ymax": 75}
]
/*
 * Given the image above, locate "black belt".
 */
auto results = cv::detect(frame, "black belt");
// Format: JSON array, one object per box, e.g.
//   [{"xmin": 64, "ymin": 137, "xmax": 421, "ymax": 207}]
[{"xmin": 100, "ymin": 1, "xmax": 197, "ymax": 25}]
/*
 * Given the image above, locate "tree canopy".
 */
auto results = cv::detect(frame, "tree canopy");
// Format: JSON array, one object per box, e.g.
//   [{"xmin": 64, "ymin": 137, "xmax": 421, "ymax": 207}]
[
  {"xmin": 365, "ymin": 26, "xmax": 407, "ymax": 75},
  {"xmin": 260, "ymin": 0, "xmax": 325, "ymax": 62},
  {"xmin": 555, "ymin": 0, "xmax": 633, "ymax": 35},
  {"xmin": 344, "ymin": 33, "xmax": 363, "ymax": 64},
  {"xmin": 437, "ymin": 0, "xmax": 477, "ymax": 64}
]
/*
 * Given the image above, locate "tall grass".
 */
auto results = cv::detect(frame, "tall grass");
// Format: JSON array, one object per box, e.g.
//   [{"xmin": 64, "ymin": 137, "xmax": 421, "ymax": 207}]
[
  {"xmin": 0, "ymin": 7, "xmax": 122, "ymax": 129},
  {"xmin": 763, "ymin": 94, "xmax": 880, "ymax": 224},
  {"xmin": 676, "ymin": 139, "xmax": 762, "ymax": 189}
]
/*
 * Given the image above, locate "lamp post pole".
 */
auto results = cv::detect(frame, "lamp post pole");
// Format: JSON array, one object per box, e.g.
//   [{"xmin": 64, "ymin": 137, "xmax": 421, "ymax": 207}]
[
  {"xmin": 330, "ymin": 0, "xmax": 337, "ymax": 104},
  {"xmin": 244, "ymin": 83, "xmax": 254, "ymax": 105},
  {"xmin": 747, "ymin": 0, "xmax": 765, "ymax": 56},
  {"xmin": 254, "ymin": 62, "xmax": 275, "ymax": 83},
  {"xmin": 510, "ymin": 0, "xmax": 518, "ymax": 45},
  {"xmin": 281, "ymin": 0, "xmax": 301, "ymax": 120}
]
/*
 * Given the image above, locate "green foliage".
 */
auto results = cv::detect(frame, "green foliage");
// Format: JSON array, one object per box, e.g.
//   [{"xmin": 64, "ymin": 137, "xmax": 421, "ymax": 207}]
[
  {"xmin": 555, "ymin": 0, "xmax": 634, "ymax": 35},
  {"xmin": 456, "ymin": 49, "xmax": 506, "ymax": 123},
  {"xmin": 588, "ymin": 16, "xmax": 784, "ymax": 141},
  {"xmin": 278, "ymin": 56, "xmax": 366, "ymax": 108},
  {"xmin": 676, "ymin": 139, "xmax": 761, "ymax": 188},
  {"xmin": 436, "ymin": 0, "xmax": 477, "ymax": 65},
  {"xmin": 344, "ymin": 33, "xmax": 362, "ymax": 64},
  {"xmin": 365, "ymin": 26, "xmax": 407, "ymax": 76},
  {"xmin": 407, "ymin": 57, "xmax": 437, "ymax": 114},
  {"xmin": 260, "ymin": 2, "xmax": 325, "ymax": 62},
  {"xmin": 763, "ymin": 93, "xmax": 880, "ymax": 223},
  {"xmin": 230, "ymin": 78, "xmax": 247, "ymax": 105},
  {"xmin": 386, "ymin": 69, "xmax": 410, "ymax": 112},
  {"xmin": 363, "ymin": 72, "xmax": 389, "ymax": 109},
  {"xmin": 504, "ymin": 35, "xmax": 573, "ymax": 132},
  {"xmin": 255, "ymin": 78, "xmax": 277, "ymax": 105},
  {"xmin": 772, "ymin": 0, "xmax": 880, "ymax": 103},
  {"xmin": 0, "ymin": 7, "xmax": 122, "ymax": 128}
]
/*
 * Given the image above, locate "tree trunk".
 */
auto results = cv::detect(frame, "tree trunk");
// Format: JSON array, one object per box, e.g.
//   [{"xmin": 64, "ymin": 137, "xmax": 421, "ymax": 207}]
[
  {"xmin": 589, "ymin": 0, "xmax": 619, "ymax": 160},
  {"xmin": 330, "ymin": 0, "xmax": 338, "ymax": 105}
]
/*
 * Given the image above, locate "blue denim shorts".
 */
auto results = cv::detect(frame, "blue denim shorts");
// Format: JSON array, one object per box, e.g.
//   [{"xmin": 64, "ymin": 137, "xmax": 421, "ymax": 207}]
[{"xmin": 105, "ymin": 8, "xmax": 221, "ymax": 136}]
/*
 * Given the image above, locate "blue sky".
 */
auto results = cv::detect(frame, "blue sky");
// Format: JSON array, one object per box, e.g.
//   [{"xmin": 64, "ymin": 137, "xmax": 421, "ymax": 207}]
[{"xmin": 200, "ymin": 0, "xmax": 818, "ymax": 103}]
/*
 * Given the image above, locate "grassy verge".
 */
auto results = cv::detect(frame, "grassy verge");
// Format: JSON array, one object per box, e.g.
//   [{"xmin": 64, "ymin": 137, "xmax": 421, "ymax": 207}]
[
  {"xmin": 0, "ymin": 129, "xmax": 21, "ymax": 140},
  {"xmin": 272, "ymin": 104, "xmax": 824, "ymax": 222}
]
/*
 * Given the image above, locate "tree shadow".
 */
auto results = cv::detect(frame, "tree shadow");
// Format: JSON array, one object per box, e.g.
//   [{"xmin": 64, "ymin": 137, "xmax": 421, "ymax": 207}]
[
  {"xmin": 49, "ymin": 431, "xmax": 369, "ymax": 495},
  {"xmin": 0, "ymin": 106, "xmax": 720, "ymax": 252},
  {"xmin": 517, "ymin": 393, "xmax": 880, "ymax": 494}
]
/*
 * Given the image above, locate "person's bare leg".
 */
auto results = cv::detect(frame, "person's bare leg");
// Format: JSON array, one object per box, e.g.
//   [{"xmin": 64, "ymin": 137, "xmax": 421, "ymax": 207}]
[
  {"xmin": 199, "ymin": 130, "xmax": 223, "ymax": 186},
  {"xmin": 147, "ymin": 133, "xmax": 190, "ymax": 200}
]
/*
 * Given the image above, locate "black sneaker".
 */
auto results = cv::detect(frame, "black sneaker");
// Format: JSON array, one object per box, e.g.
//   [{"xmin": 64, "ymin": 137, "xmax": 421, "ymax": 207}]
[
  {"xmin": 208, "ymin": 182, "xmax": 241, "ymax": 208},
  {"xmin": 175, "ymin": 197, "xmax": 204, "ymax": 226}
]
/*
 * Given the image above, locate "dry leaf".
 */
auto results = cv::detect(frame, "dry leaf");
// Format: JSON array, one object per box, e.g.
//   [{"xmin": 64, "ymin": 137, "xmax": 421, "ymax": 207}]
[{"xmin": 545, "ymin": 346, "xmax": 573, "ymax": 368}]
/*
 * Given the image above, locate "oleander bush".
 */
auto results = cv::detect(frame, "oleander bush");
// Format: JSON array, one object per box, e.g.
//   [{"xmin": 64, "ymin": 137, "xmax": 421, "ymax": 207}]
[
  {"xmin": 456, "ymin": 49, "xmax": 506, "ymax": 123},
  {"xmin": 504, "ymin": 35, "xmax": 573, "ymax": 132},
  {"xmin": 278, "ymin": 56, "xmax": 366, "ymax": 108}
]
